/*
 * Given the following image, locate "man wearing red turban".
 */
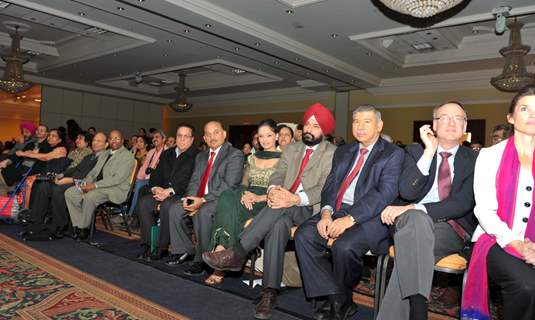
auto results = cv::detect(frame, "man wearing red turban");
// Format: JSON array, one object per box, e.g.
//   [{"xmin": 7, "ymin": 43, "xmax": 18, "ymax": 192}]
[{"xmin": 203, "ymin": 103, "xmax": 337, "ymax": 319}]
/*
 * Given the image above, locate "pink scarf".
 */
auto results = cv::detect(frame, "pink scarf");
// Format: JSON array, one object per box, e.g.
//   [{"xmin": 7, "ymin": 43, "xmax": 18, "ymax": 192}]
[{"xmin": 461, "ymin": 137, "xmax": 535, "ymax": 319}]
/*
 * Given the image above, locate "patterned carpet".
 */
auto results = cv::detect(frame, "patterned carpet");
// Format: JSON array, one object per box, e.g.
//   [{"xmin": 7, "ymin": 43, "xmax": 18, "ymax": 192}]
[{"xmin": 0, "ymin": 232, "xmax": 188, "ymax": 320}]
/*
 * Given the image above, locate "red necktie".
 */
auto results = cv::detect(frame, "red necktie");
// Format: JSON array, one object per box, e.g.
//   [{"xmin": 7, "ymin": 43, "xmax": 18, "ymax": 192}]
[
  {"xmin": 335, "ymin": 148, "xmax": 369, "ymax": 211},
  {"xmin": 197, "ymin": 151, "xmax": 216, "ymax": 197},
  {"xmin": 438, "ymin": 151, "xmax": 467, "ymax": 240},
  {"xmin": 289, "ymin": 148, "xmax": 314, "ymax": 193}
]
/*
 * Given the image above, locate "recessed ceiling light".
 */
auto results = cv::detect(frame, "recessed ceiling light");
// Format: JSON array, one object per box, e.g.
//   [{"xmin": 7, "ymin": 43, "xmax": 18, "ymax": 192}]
[
  {"xmin": 138, "ymin": 0, "xmax": 145, "ymax": 2},
  {"xmin": 366, "ymin": 51, "xmax": 373, "ymax": 56},
  {"xmin": 78, "ymin": 12, "xmax": 86, "ymax": 16},
  {"xmin": 411, "ymin": 42, "xmax": 434, "ymax": 50},
  {"xmin": 166, "ymin": 39, "xmax": 172, "ymax": 43},
  {"xmin": 163, "ymin": 53, "xmax": 168, "ymax": 57},
  {"xmin": 294, "ymin": 57, "xmax": 300, "ymax": 61},
  {"xmin": 285, "ymin": 9, "xmax": 294, "ymax": 14},
  {"xmin": 232, "ymin": 68, "xmax": 246, "ymax": 74},
  {"xmin": 325, "ymin": 69, "xmax": 330, "ymax": 73},
  {"xmin": 216, "ymin": 55, "xmax": 222, "ymax": 59},
  {"xmin": 330, "ymin": 33, "xmax": 339, "ymax": 38},
  {"xmin": 234, "ymin": 47, "xmax": 240, "ymax": 51},
  {"xmin": 254, "ymin": 42, "xmax": 261, "ymax": 46},
  {"xmin": 184, "ymin": 29, "xmax": 191, "ymax": 33},
  {"xmin": 204, "ymin": 23, "xmax": 212, "ymax": 28},
  {"xmin": 274, "ymin": 60, "xmax": 280, "ymax": 65},
  {"xmin": 117, "ymin": 7, "xmax": 125, "ymax": 11}
]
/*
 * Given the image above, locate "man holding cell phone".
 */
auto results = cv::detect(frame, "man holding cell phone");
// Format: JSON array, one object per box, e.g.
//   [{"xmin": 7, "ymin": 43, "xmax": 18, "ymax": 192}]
[{"xmin": 166, "ymin": 121, "xmax": 244, "ymax": 276}]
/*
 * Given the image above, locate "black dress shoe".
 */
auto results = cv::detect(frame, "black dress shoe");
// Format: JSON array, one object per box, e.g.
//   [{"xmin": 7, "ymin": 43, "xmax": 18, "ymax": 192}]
[
  {"xmin": 165, "ymin": 252, "xmax": 193, "ymax": 266},
  {"xmin": 68, "ymin": 227, "xmax": 80, "ymax": 239},
  {"xmin": 312, "ymin": 300, "xmax": 331, "ymax": 320},
  {"xmin": 73, "ymin": 228, "xmax": 89, "ymax": 241},
  {"xmin": 184, "ymin": 262, "xmax": 206, "ymax": 276},
  {"xmin": 330, "ymin": 297, "xmax": 358, "ymax": 320}
]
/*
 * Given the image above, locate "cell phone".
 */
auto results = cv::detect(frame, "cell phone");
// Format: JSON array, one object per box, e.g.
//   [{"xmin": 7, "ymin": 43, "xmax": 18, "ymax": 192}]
[{"xmin": 186, "ymin": 198, "xmax": 194, "ymax": 206}]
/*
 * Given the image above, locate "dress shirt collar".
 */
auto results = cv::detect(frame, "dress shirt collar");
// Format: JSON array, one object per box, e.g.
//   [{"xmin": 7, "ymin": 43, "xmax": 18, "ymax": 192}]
[{"xmin": 437, "ymin": 144, "xmax": 460, "ymax": 157}]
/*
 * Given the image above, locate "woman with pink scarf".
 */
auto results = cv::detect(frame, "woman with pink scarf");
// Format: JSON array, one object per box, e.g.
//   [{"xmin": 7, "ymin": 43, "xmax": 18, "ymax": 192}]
[{"xmin": 462, "ymin": 85, "xmax": 535, "ymax": 320}]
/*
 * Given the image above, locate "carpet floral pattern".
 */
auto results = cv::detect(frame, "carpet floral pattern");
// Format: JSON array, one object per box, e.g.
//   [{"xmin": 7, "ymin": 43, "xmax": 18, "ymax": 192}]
[{"xmin": 0, "ymin": 233, "xmax": 187, "ymax": 320}]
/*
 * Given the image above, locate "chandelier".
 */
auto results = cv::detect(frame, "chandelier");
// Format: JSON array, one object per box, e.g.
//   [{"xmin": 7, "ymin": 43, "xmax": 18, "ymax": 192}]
[
  {"xmin": 491, "ymin": 20, "xmax": 535, "ymax": 92},
  {"xmin": 0, "ymin": 25, "xmax": 33, "ymax": 94},
  {"xmin": 378, "ymin": 0, "xmax": 464, "ymax": 18}
]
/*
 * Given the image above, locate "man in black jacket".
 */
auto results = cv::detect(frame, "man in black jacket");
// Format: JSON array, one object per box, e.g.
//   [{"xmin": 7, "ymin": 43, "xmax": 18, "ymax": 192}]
[
  {"xmin": 22, "ymin": 132, "xmax": 108, "ymax": 241},
  {"xmin": 136, "ymin": 124, "xmax": 198, "ymax": 261},
  {"xmin": 377, "ymin": 102, "xmax": 478, "ymax": 320}
]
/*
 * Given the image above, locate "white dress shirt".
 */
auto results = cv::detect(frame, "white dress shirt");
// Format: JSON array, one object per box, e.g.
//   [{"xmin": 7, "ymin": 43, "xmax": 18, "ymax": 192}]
[
  {"xmin": 414, "ymin": 144, "xmax": 459, "ymax": 213},
  {"xmin": 471, "ymin": 140, "xmax": 533, "ymax": 247}
]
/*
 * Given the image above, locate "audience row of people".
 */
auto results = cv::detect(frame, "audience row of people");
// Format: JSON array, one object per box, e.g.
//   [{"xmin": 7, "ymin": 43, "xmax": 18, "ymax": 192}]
[{"xmin": 2, "ymin": 86, "xmax": 534, "ymax": 320}]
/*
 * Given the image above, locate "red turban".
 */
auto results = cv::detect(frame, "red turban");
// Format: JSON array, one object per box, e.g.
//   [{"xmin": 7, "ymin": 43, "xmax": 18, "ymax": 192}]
[
  {"xmin": 20, "ymin": 121, "xmax": 37, "ymax": 135},
  {"xmin": 303, "ymin": 103, "xmax": 335, "ymax": 135}
]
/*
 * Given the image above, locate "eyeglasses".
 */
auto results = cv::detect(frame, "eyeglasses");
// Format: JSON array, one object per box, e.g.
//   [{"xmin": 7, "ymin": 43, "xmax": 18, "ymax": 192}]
[
  {"xmin": 177, "ymin": 134, "xmax": 192, "ymax": 140},
  {"xmin": 109, "ymin": 137, "xmax": 122, "ymax": 141},
  {"xmin": 433, "ymin": 115, "xmax": 467, "ymax": 124}
]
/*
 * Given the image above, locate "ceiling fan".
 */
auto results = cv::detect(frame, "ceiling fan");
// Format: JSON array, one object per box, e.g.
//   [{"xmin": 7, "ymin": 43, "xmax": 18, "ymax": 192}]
[{"xmin": 169, "ymin": 72, "xmax": 192, "ymax": 112}]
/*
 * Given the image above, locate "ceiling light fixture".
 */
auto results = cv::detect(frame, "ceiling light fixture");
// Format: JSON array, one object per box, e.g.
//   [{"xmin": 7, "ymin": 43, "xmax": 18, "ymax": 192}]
[
  {"xmin": 78, "ymin": 12, "xmax": 86, "ymax": 16},
  {"xmin": 183, "ymin": 29, "xmax": 191, "ymax": 33},
  {"xmin": 330, "ymin": 33, "xmax": 339, "ymax": 38},
  {"xmin": 378, "ymin": 0, "xmax": 464, "ymax": 18},
  {"xmin": 234, "ymin": 47, "xmax": 240, "ymax": 51},
  {"xmin": 204, "ymin": 23, "xmax": 212, "ymax": 28},
  {"xmin": 491, "ymin": 20, "xmax": 535, "ymax": 92},
  {"xmin": 254, "ymin": 42, "xmax": 261, "ymax": 46},
  {"xmin": 285, "ymin": 9, "xmax": 294, "ymax": 14},
  {"xmin": 169, "ymin": 73, "xmax": 192, "ymax": 112},
  {"xmin": 411, "ymin": 42, "xmax": 433, "ymax": 50},
  {"xmin": 274, "ymin": 60, "xmax": 280, "ymax": 64},
  {"xmin": 117, "ymin": 7, "xmax": 125, "ymax": 11},
  {"xmin": 166, "ymin": 39, "xmax": 172, "ymax": 43},
  {"xmin": 0, "ymin": 24, "xmax": 33, "ymax": 94}
]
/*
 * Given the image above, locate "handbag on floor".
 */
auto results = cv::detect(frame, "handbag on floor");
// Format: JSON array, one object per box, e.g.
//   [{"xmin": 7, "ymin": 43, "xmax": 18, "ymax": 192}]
[{"xmin": 0, "ymin": 191, "xmax": 23, "ymax": 220}]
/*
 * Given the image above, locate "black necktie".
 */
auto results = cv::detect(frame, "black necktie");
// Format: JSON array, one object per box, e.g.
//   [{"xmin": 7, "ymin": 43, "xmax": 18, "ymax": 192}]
[{"xmin": 96, "ymin": 154, "xmax": 112, "ymax": 181}]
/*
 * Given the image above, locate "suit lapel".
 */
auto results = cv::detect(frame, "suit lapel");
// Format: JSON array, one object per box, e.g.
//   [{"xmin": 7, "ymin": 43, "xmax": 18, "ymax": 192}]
[
  {"xmin": 452, "ymin": 147, "xmax": 467, "ymax": 189},
  {"xmin": 338, "ymin": 142, "xmax": 359, "ymax": 182},
  {"xmin": 305, "ymin": 141, "xmax": 326, "ymax": 171},
  {"xmin": 288, "ymin": 143, "xmax": 306, "ymax": 182},
  {"xmin": 209, "ymin": 143, "xmax": 229, "ymax": 180},
  {"xmin": 358, "ymin": 139, "xmax": 385, "ymax": 185}
]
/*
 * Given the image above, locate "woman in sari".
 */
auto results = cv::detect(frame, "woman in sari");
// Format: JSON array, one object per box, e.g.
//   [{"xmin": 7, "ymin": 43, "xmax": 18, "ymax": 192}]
[
  {"xmin": 204, "ymin": 119, "xmax": 281, "ymax": 285},
  {"xmin": 462, "ymin": 85, "xmax": 535, "ymax": 320}
]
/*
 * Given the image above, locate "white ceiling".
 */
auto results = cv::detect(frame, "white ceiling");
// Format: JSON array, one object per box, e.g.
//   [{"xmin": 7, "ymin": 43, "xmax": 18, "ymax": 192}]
[{"xmin": 0, "ymin": 0, "xmax": 534, "ymax": 106}]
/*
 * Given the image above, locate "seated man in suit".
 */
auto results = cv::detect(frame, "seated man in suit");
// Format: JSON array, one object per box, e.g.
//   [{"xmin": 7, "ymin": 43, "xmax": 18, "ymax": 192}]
[
  {"xmin": 377, "ymin": 102, "xmax": 478, "ymax": 320},
  {"xmin": 167, "ymin": 121, "xmax": 244, "ymax": 275},
  {"xmin": 136, "ymin": 124, "xmax": 199, "ymax": 261},
  {"xmin": 295, "ymin": 105, "xmax": 404, "ymax": 320},
  {"xmin": 22, "ymin": 132, "xmax": 108, "ymax": 241},
  {"xmin": 203, "ymin": 103, "xmax": 337, "ymax": 320},
  {"xmin": 64, "ymin": 130, "xmax": 136, "ymax": 241}
]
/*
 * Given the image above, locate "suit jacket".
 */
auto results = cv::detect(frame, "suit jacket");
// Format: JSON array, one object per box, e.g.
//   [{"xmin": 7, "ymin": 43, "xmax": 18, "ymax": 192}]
[
  {"xmin": 83, "ymin": 146, "xmax": 136, "ymax": 204},
  {"xmin": 186, "ymin": 142, "xmax": 244, "ymax": 203},
  {"xmin": 320, "ymin": 138, "xmax": 404, "ymax": 252},
  {"xmin": 398, "ymin": 143, "xmax": 478, "ymax": 236},
  {"xmin": 270, "ymin": 140, "xmax": 336, "ymax": 213},
  {"xmin": 149, "ymin": 146, "xmax": 199, "ymax": 197},
  {"xmin": 63, "ymin": 152, "xmax": 101, "ymax": 180}
]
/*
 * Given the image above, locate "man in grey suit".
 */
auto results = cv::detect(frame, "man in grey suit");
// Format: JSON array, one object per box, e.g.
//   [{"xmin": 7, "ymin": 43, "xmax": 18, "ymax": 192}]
[
  {"xmin": 167, "ymin": 121, "xmax": 244, "ymax": 276},
  {"xmin": 203, "ymin": 103, "xmax": 337, "ymax": 320},
  {"xmin": 377, "ymin": 102, "xmax": 477, "ymax": 320},
  {"xmin": 65, "ymin": 130, "xmax": 136, "ymax": 241}
]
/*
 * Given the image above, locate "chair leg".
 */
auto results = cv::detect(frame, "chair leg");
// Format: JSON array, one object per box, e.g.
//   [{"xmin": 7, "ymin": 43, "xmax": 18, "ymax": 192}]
[
  {"xmin": 376, "ymin": 254, "xmax": 390, "ymax": 319},
  {"xmin": 249, "ymin": 249, "xmax": 258, "ymax": 288},
  {"xmin": 122, "ymin": 208, "xmax": 132, "ymax": 236},
  {"xmin": 104, "ymin": 209, "xmax": 114, "ymax": 231},
  {"xmin": 373, "ymin": 255, "xmax": 384, "ymax": 320},
  {"xmin": 89, "ymin": 210, "xmax": 96, "ymax": 242}
]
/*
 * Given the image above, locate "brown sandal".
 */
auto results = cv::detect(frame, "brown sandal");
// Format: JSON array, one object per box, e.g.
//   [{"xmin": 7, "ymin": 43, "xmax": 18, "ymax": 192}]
[{"xmin": 204, "ymin": 271, "xmax": 225, "ymax": 285}]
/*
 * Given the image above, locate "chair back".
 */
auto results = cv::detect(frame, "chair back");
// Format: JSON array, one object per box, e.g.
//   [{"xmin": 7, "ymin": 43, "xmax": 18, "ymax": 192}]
[{"xmin": 124, "ymin": 162, "xmax": 138, "ymax": 203}]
